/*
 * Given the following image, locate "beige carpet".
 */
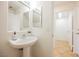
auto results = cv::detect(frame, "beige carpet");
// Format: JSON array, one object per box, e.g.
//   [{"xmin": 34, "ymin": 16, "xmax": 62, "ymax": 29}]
[{"xmin": 52, "ymin": 40, "xmax": 77, "ymax": 57}]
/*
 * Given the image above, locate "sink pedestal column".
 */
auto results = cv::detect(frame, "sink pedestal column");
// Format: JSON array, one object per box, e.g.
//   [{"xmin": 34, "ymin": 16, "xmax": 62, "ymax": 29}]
[{"xmin": 23, "ymin": 47, "xmax": 31, "ymax": 57}]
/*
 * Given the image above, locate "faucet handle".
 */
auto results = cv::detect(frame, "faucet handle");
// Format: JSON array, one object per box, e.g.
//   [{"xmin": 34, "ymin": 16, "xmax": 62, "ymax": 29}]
[
  {"xmin": 27, "ymin": 31, "xmax": 32, "ymax": 36},
  {"xmin": 27, "ymin": 31, "xmax": 31, "ymax": 34}
]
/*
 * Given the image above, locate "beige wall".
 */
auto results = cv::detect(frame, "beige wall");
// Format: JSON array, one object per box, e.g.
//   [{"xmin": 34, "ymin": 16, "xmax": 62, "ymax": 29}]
[{"xmin": 0, "ymin": 1, "xmax": 20, "ymax": 57}]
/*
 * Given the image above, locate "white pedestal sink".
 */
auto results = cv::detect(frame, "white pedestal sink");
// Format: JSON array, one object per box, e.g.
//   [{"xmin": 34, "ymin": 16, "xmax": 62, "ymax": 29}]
[
  {"xmin": 8, "ymin": 35, "xmax": 38, "ymax": 57},
  {"xmin": 23, "ymin": 47, "xmax": 31, "ymax": 57}
]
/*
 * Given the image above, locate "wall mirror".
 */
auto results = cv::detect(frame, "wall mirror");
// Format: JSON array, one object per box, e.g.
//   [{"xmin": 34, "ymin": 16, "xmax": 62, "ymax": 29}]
[
  {"xmin": 22, "ymin": 11, "xmax": 29, "ymax": 29},
  {"xmin": 8, "ymin": 1, "xmax": 30, "ymax": 31},
  {"xmin": 20, "ymin": 2, "xmax": 30, "ymax": 30},
  {"xmin": 32, "ymin": 8, "xmax": 42, "ymax": 27},
  {"xmin": 8, "ymin": 1, "xmax": 42, "ymax": 32}
]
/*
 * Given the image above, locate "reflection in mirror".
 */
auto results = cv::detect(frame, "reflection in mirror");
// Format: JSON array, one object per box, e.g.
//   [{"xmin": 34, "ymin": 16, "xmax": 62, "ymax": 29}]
[
  {"xmin": 8, "ymin": 1, "xmax": 30, "ymax": 31},
  {"xmin": 8, "ymin": 1, "xmax": 21, "ymax": 32},
  {"xmin": 33, "ymin": 8, "xmax": 42, "ymax": 27},
  {"xmin": 23, "ymin": 11, "xmax": 29, "ymax": 28}
]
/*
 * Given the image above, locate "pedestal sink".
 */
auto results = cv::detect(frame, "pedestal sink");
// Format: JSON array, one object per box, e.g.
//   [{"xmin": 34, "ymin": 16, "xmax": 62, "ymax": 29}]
[{"xmin": 8, "ymin": 35, "xmax": 38, "ymax": 57}]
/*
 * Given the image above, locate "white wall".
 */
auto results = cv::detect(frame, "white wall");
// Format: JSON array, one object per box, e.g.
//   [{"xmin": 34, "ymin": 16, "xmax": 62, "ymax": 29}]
[
  {"xmin": 53, "ymin": 11, "xmax": 72, "ymax": 44},
  {"xmin": 31, "ymin": 1, "xmax": 54, "ymax": 57},
  {"xmin": 8, "ymin": 12, "xmax": 20, "ymax": 31},
  {"xmin": 0, "ymin": 2, "xmax": 20, "ymax": 57}
]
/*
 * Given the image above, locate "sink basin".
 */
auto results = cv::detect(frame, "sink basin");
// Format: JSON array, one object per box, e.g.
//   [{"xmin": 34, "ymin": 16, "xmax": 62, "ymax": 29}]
[
  {"xmin": 9, "ymin": 35, "xmax": 38, "ymax": 56},
  {"xmin": 9, "ymin": 36, "xmax": 38, "ymax": 48}
]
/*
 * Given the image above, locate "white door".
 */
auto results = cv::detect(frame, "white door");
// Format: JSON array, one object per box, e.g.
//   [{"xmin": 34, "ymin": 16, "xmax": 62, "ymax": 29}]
[
  {"xmin": 73, "ymin": 33, "xmax": 79, "ymax": 54},
  {"xmin": 73, "ymin": 5, "xmax": 79, "ymax": 54}
]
